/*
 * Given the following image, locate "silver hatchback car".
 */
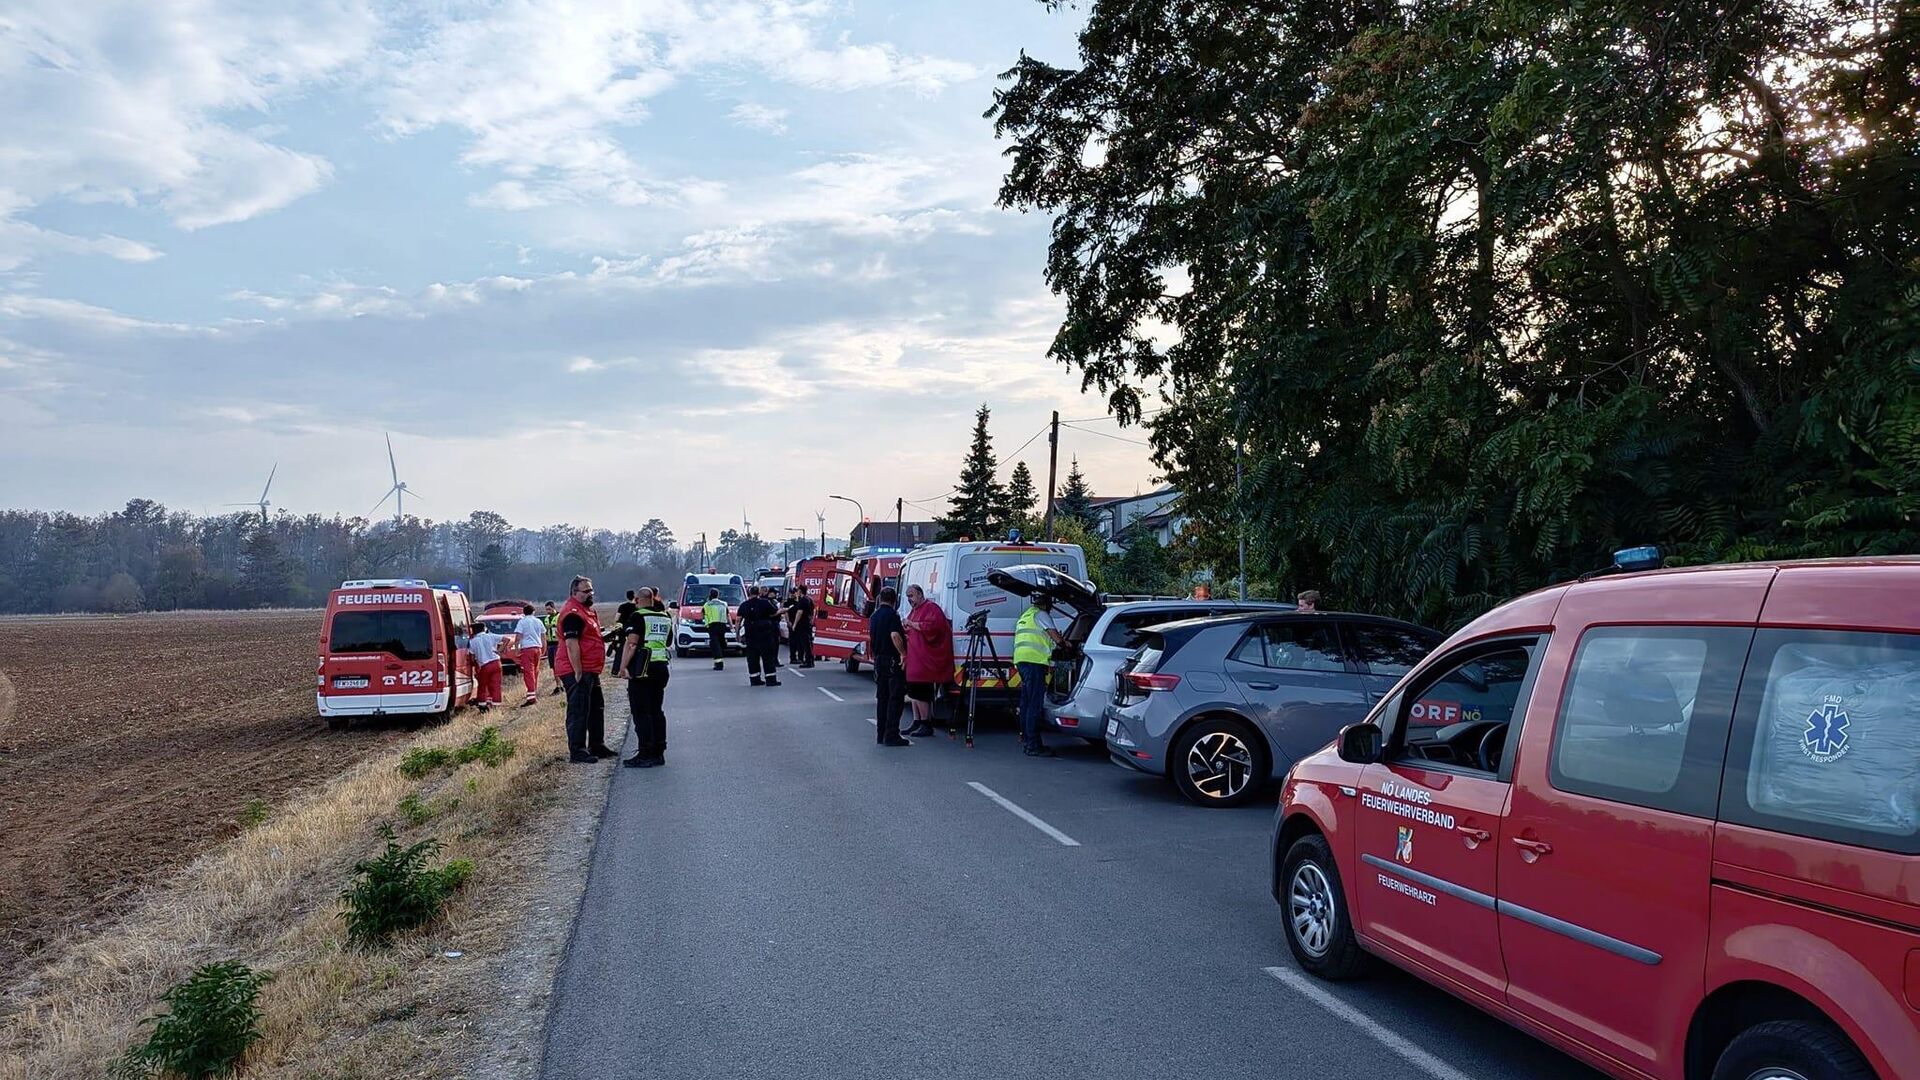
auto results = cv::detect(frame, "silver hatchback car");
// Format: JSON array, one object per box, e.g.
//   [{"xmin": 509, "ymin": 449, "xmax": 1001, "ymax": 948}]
[
  {"xmin": 1047, "ymin": 599, "xmax": 1293, "ymax": 742},
  {"xmin": 1105, "ymin": 611, "xmax": 1440, "ymax": 806}
]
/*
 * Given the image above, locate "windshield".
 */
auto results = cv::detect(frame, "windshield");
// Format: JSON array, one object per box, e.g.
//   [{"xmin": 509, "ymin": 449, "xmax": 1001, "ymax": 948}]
[
  {"xmin": 682, "ymin": 583, "xmax": 745, "ymax": 606},
  {"xmin": 957, "ymin": 550, "xmax": 1084, "ymax": 619},
  {"xmin": 329, "ymin": 610, "xmax": 434, "ymax": 660}
]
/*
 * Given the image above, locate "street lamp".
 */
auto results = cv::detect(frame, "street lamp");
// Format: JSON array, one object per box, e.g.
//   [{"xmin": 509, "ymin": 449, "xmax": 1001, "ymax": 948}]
[
  {"xmin": 828, "ymin": 494, "xmax": 864, "ymax": 549},
  {"xmin": 783, "ymin": 527, "xmax": 807, "ymax": 567}
]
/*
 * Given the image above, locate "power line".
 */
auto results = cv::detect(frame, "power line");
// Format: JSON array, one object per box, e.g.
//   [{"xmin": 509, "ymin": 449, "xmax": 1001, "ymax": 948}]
[
  {"xmin": 1060, "ymin": 406, "xmax": 1170, "ymax": 425},
  {"xmin": 1061, "ymin": 422, "xmax": 1151, "ymax": 447},
  {"xmin": 1003, "ymin": 421, "xmax": 1052, "ymax": 460}
]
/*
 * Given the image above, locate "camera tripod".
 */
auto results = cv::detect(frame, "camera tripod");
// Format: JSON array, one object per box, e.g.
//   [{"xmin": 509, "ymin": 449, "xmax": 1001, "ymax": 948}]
[{"xmin": 954, "ymin": 613, "xmax": 1003, "ymax": 748}]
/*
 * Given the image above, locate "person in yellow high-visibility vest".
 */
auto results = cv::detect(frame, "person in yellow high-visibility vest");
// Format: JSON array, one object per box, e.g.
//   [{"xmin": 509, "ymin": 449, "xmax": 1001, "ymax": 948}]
[
  {"xmin": 702, "ymin": 589, "xmax": 730, "ymax": 671},
  {"xmin": 1013, "ymin": 595, "xmax": 1063, "ymax": 757}
]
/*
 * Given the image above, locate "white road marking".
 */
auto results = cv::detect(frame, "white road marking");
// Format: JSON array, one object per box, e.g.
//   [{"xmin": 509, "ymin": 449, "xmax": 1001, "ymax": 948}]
[
  {"xmin": 1261, "ymin": 967, "xmax": 1479, "ymax": 1080},
  {"xmin": 818, "ymin": 687, "xmax": 844, "ymax": 702},
  {"xmin": 786, "ymin": 667, "xmax": 807, "ymax": 678},
  {"xmin": 965, "ymin": 782, "xmax": 1081, "ymax": 847}
]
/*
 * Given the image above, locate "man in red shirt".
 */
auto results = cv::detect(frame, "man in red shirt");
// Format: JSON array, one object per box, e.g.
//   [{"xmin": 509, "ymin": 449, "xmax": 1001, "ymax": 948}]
[{"xmin": 552, "ymin": 575, "xmax": 614, "ymax": 764}]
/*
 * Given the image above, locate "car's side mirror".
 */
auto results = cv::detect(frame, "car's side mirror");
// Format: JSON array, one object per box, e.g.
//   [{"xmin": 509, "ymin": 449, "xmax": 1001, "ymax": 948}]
[{"xmin": 1336, "ymin": 722, "xmax": 1383, "ymax": 765}]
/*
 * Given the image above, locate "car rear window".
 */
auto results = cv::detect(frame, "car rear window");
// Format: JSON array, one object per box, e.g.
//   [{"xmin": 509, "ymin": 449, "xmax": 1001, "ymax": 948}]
[
  {"xmin": 1101, "ymin": 608, "xmax": 1205, "ymax": 648},
  {"xmin": 1721, "ymin": 629, "xmax": 1920, "ymax": 853},
  {"xmin": 1344, "ymin": 623, "xmax": 1435, "ymax": 678},
  {"xmin": 329, "ymin": 610, "xmax": 433, "ymax": 660}
]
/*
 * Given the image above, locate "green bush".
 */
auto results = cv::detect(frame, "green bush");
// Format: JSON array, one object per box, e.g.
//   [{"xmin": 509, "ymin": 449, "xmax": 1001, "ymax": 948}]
[
  {"xmin": 397, "ymin": 747, "xmax": 453, "ymax": 779},
  {"xmin": 454, "ymin": 726, "xmax": 516, "ymax": 768},
  {"xmin": 113, "ymin": 961, "xmax": 270, "ymax": 1079},
  {"xmin": 236, "ymin": 800, "xmax": 270, "ymax": 830},
  {"xmin": 340, "ymin": 824, "xmax": 471, "ymax": 948},
  {"xmin": 397, "ymin": 793, "xmax": 432, "ymax": 826},
  {"xmin": 396, "ymin": 728, "xmax": 514, "ymax": 780}
]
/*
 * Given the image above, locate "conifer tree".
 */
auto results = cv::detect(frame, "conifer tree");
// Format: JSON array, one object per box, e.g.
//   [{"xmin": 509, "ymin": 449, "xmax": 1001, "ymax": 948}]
[
  {"xmin": 1054, "ymin": 457, "xmax": 1098, "ymax": 530},
  {"xmin": 938, "ymin": 404, "xmax": 1007, "ymax": 541},
  {"xmin": 1003, "ymin": 461, "xmax": 1037, "ymax": 527}
]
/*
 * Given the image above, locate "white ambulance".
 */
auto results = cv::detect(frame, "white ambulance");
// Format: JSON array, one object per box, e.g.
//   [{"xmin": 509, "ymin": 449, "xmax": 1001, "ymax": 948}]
[{"xmin": 897, "ymin": 540, "xmax": 1088, "ymax": 700}]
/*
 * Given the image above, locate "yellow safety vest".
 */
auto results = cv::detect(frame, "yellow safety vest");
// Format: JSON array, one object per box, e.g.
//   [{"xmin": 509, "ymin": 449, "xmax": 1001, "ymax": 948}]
[
  {"xmin": 1013, "ymin": 606, "xmax": 1053, "ymax": 666},
  {"xmin": 641, "ymin": 609, "xmax": 673, "ymax": 665},
  {"xmin": 702, "ymin": 599, "xmax": 728, "ymax": 626}
]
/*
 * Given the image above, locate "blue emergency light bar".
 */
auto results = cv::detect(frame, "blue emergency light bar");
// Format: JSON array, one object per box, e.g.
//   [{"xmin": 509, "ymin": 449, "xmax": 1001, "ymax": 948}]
[
  {"xmin": 430, "ymin": 582, "xmax": 464, "ymax": 592},
  {"xmin": 1612, "ymin": 546, "xmax": 1663, "ymax": 572}
]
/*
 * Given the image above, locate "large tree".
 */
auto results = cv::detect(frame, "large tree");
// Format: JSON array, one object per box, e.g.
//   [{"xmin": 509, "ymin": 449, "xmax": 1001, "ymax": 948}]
[
  {"xmin": 939, "ymin": 404, "xmax": 1009, "ymax": 540},
  {"xmin": 993, "ymin": 0, "xmax": 1920, "ymax": 627}
]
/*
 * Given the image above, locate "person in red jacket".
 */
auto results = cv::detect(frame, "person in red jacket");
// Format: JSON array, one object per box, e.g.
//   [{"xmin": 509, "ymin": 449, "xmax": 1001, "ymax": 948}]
[
  {"xmin": 551, "ymin": 575, "xmax": 614, "ymax": 764},
  {"xmin": 901, "ymin": 584, "xmax": 954, "ymax": 738}
]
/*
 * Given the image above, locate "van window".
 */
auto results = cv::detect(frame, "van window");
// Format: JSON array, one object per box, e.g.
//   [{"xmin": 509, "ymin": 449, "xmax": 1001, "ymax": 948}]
[
  {"xmin": 1549, "ymin": 626, "xmax": 1750, "ymax": 818},
  {"xmin": 1101, "ymin": 608, "xmax": 1203, "ymax": 648},
  {"xmin": 1721, "ymin": 629, "xmax": 1920, "ymax": 854},
  {"xmin": 1344, "ymin": 623, "xmax": 1436, "ymax": 678},
  {"xmin": 1392, "ymin": 641, "xmax": 1540, "ymax": 777},
  {"xmin": 330, "ymin": 610, "xmax": 433, "ymax": 660}
]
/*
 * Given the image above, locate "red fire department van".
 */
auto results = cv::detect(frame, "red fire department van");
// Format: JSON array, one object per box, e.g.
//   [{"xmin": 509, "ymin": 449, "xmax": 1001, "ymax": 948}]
[
  {"xmin": 316, "ymin": 578, "xmax": 476, "ymax": 726},
  {"xmin": 1273, "ymin": 552, "xmax": 1920, "ymax": 1080}
]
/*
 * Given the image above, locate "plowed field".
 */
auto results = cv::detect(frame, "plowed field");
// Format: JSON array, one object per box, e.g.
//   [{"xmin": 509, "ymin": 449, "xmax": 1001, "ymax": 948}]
[{"xmin": 0, "ymin": 610, "xmax": 413, "ymax": 983}]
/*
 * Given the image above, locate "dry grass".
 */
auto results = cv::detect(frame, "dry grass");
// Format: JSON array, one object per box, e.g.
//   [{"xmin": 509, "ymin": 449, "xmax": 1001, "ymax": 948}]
[{"xmin": 0, "ymin": 692, "xmax": 597, "ymax": 1080}]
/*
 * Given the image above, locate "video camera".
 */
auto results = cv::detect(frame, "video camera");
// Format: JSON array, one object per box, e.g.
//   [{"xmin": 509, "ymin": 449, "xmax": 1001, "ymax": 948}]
[{"xmin": 965, "ymin": 608, "xmax": 991, "ymax": 634}]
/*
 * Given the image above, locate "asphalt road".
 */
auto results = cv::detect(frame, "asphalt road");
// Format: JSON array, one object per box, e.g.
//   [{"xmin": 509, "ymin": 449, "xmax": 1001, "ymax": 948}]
[{"xmin": 540, "ymin": 659, "xmax": 1608, "ymax": 1080}]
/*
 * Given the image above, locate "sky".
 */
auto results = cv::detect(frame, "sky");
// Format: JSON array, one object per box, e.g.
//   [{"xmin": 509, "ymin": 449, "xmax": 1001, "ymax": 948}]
[{"xmin": 0, "ymin": 0, "xmax": 1162, "ymax": 541}]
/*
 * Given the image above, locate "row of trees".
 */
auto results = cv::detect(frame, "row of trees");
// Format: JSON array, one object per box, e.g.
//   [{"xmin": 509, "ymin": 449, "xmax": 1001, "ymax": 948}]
[
  {"xmin": 993, "ymin": 0, "xmax": 1918, "ymax": 627},
  {"xmin": 934, "ymin": 404, "xmax": 1187, "ymax": 595},
  {"xmin": 0, "ymin": 502, "xmax": 814, "ymax": 613}
]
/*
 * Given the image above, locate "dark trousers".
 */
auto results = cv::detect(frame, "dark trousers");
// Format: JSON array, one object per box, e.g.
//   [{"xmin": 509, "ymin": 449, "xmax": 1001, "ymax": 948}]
[
  {"xmin": 626, "ymin": 662, "xmax": 670, "ymax": 760},
  {"xmin": 874, "ymin": 657, "xmax": 907, "ymax": 743},
  {"xmin": 1017, "ymin": 661, "xmax": 1049, "ymax": 749},
  {"xmin": 789, "ymin": 628, "xmax": 811, "ymax": 665},
  {"xmin": 562, "ymin": 671, "xmax": 605, "ymax": 751},
  {"xmin": 706, "ymin": 623, "xmax": 728, "ymax": 661},
  {"xmin": 747, "ymin": 638, "xmax": 779, "ymax": 680}
]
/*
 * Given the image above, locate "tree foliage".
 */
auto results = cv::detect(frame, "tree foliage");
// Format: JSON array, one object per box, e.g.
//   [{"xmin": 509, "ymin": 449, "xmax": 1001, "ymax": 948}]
[
  {"xmin": 939, "ymin": 404, "xmax": 1010, "ymax": 540},
  {"xmin": 1052, "ymin": 457, "xmax": 1099, "ymax": 530},
  {"xmin": 1004, "ymin": 460, "xmax": 1038, "ymax": 525},
  {"xmin": 993, "ymin": 0, "xmax": 1920, "ymax": 626}
]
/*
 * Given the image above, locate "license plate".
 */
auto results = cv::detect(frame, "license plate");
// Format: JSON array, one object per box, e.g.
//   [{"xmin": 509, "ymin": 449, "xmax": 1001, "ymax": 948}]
[
  {"xmin": 1106, "ymin": 718, "xmax": 1119, "ymax": 737},
  {"xmin": 333, "ymin": 676, "xmax": 369, "ymax": 689}
]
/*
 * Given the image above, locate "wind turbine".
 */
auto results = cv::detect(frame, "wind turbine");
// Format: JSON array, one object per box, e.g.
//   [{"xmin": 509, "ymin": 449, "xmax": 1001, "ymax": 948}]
[
  {"xmin": 226, "ymin": 464, "xmax": 277, "ymax": 526},
  {"xmin": 372, "ymin": 433, "xmax": 422, "ymax": 522}
]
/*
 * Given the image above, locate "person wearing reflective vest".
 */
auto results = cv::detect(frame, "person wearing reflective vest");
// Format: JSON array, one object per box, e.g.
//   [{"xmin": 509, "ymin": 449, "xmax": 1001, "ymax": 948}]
[
  {"xmin": 702, "ymin": 589, "xmax": 730, "ymax": 670},
  {"xmin": 552, "ymin": 576, "xmax": 613, "ymax": 764},
  {"xmin": 1013, "ymin": 596, "xmax": 1062, "ymax": 757},
  {"xmin": 617, "ymin": 586, "xmax": 674, "ymax": 768},
  {"xmin": 541, "ymin": 601, "xmax": 561, "ymax": 695}
]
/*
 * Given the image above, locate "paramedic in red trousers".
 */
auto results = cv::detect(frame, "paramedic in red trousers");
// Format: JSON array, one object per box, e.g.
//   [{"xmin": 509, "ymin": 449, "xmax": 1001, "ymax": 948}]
[
  {"xmin": 512, "ymin": 602, "xmax": 544, "ymax": 706},
  {"xmin": 466, "ymin": 623, "xmax": 509, "ymax": 711},
  {"xmin": 553, "ymin": 575, "xmax": 614, "ymax": 764}
]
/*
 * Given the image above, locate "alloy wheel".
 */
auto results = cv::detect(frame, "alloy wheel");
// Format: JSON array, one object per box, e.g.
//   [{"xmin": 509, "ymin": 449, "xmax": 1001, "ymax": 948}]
[
  {"xmin": 1289, "ymin": 862, "xmax": 1336, "ymax": 958},
  {"xmin": 1740, "ymin": 1071, "xmax": 1811, "ymax": 1080},
  {"xmin": 1186, "ymin": 730, "xmax": 1253, "ymax": 799}
]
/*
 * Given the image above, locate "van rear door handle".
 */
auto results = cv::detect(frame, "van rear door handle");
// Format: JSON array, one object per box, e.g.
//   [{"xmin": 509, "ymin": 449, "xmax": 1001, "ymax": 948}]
[{"xmin": 1455, "ymin": 826, "xmax": 1491, "ymax": 845}]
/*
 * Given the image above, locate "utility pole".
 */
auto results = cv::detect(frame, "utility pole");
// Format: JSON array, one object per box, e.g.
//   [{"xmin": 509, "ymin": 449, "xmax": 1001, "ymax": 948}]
[
  {"xmin": 1235, "ymin": 398, "xmax": 1247, "ymax": 600},
  {"xmin": 1041, "ymin": 409, "xmax": 1060, "ymax": 538},
  {"xmin": 895, "ymin": 497, "xmax": 903, "ymax": 545},
  {"xmin": 815, "ymin": 510, "xmax": 827, "ymax": 558}
]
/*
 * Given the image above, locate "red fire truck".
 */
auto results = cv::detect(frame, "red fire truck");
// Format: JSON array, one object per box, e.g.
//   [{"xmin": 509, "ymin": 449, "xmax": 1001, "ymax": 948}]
[
  {"xmin": 316, "ymin": 578, "xmax": 476, "ymax": 727},
  {"xmin": 803, "ymin": 549, "xmax": 908, "ymax": 673}
]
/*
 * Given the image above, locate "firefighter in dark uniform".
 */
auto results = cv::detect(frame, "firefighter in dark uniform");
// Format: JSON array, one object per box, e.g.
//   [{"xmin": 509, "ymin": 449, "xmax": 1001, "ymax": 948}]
[
  {"xmin": 737, "ymin": 585, "xmax": 783, "ymax": 686},
  {"xmin": 702, "ymin": 588, "xmax": 729, "ymax": 669},
  {"xmin": 617, "ymin": 587, "xmax": 673, "ymax": 768}
]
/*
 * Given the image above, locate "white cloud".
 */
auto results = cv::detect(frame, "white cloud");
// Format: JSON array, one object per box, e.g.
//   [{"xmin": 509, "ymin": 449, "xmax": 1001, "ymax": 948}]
[
  {"xmin": 379, "ymin": 0, "xmax": 975, "ymax": 209},
  {"xmin": 0, "ymin": 0, "xmax": 373, "ymax": 249},
  {"xmin": 728, "ymin": 102, "xmax": 789, "ymax": 135}
]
